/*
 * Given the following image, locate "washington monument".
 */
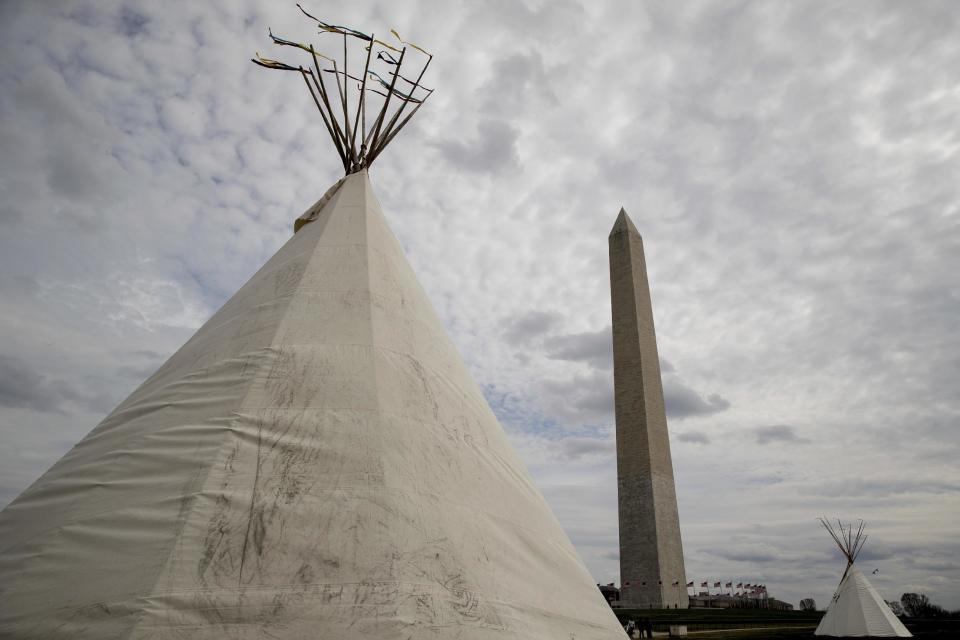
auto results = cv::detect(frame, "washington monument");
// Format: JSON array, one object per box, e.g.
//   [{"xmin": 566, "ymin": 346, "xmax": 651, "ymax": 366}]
[{"xmin": 609, "ymin": 208, "xmax": 688, "ymax": 609}]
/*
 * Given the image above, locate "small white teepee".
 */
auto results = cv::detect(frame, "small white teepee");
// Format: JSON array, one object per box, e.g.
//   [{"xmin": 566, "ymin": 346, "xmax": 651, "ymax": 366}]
[{"xmin": 815, "ymin": 518, "xmax": 911, "ymax": 638}]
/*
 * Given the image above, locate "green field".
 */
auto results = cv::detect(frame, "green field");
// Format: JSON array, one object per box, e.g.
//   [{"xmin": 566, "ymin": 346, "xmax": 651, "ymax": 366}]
[
  {"xmin": 609, "ymin": 608, "xmax": 959, "ymax": 638},
  {"xmin": 614, "ymin": 607, "xmax": 820, "ymax": 631},
  {"xmin": 668, "ymin": 629, "xmax": 814, "ymax": 640}
]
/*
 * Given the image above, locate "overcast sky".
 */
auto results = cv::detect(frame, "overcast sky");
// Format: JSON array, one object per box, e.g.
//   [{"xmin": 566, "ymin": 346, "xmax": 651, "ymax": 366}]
[{"xmin": 1, "ymin": 0, "xmax": 958, "ymax": 610}]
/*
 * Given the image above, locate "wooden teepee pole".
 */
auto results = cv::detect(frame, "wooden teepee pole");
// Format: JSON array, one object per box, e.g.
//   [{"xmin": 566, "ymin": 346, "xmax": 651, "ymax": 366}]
[
  {"xmin": 353, "ymin": 36, "xmax": 375, "ymax": 157},
  {"xmin": 252, "ymin": 11, "xmax": 433, "ymax": 175},
  {"xmin": 366, "ymin": 47, "xmax": 406, "ymax": 154},
  {"xmin": 368, "ymin": 54, "xmax": 432, "ymax": 161},
  {"xmin": 299, "ymin": 68, "xmax": 348, "ymax": 172}
]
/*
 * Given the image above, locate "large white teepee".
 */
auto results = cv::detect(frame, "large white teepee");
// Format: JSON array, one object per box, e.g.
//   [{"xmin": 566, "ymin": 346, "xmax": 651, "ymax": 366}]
[
  {"xmin": 0, "ymin": 171, "xmax": 627, "ymax": 639},
  {"xmin": 815, "ymin": 519, "xmax": 911, "ymax": 638}
]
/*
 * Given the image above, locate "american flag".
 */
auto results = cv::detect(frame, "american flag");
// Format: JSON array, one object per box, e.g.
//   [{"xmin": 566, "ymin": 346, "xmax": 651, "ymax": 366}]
[
  {"xmin": 686, "ymin": 581, "xmax": 694, "ymax": 587},
  {"xmin": 700, "ymin": 582, "xmax": 708, "ymax": 587},
  {"xmin": 713, "ymin": 582, "xmax": 721, "ymax": 587},
  {"xmin": 725, "ymin": 582, "xmax": 732, "ymax": 588},
  {"xmin": 737, "ymin": 582, "xmax": 743, "ymax": 588}
]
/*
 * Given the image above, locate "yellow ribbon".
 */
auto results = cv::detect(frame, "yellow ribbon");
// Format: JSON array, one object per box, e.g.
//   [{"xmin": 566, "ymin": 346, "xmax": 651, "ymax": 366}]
[{"xmin": 390, "ymin": 28, "xmax": 431, "ymax": 55}]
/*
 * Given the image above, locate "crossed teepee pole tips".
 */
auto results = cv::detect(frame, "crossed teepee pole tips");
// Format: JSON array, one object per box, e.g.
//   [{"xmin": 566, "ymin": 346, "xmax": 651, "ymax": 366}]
[
  {"xmin": 252, "ymin": 4, "xmax": 434, "ymax": 174},
  {"xmin": 818, "ymin": 516, "xmax": 868, "ymax": 588}
]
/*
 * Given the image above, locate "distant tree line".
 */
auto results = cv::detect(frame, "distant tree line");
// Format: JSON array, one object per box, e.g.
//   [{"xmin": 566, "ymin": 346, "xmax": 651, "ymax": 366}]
[
  {"xmin": 802, "ymin": 593, "xmax": 959, "ymax": 618},
  {"xmin": 898, "ymin": 593, "xmax": 959, "ymax": 619}
]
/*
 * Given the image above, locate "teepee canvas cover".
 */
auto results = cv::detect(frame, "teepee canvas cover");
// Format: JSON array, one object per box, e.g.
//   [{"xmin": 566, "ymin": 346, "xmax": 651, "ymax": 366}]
[
  {"xmin": 814, "ymin": 519, "xmax": 911, "ymax": 638},
  {"xmin": 0, "ymin": 172, "xmax": 626, "ymax": 639},
  {"xmin": 816, "ymin": 567, "xmax": 912, "ymax": 637}
]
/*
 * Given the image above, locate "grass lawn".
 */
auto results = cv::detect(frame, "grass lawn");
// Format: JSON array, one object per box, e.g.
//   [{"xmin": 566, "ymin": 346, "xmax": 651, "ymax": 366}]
[
  {"xmin": 614, "ymin": 608, "xmax": 822, "ymax": 623},
  {"xmin": 679, "ymin": 629, "xmax": 955, "ymax": 639},
  {"xmin": 683, "ymin": 628, "xmax": 815, "ymax": 639},
  {"xmin": 609, "ymin": 608, "xmax": 959, "ymax": 638},
  {"xmin": 614, "ymin": 607, "xmax": 820, "ymax": 632}
]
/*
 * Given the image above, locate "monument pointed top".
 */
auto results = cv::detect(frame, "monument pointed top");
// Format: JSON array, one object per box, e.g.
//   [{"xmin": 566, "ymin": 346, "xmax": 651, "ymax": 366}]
[{"xmin": 610, "ymin": 206, "xmax": 641, "ymax": 238}]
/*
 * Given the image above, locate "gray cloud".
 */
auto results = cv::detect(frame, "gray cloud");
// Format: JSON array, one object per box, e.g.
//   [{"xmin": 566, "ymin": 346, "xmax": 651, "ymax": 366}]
[
  {"xmin": 540, "ymin": 324, "xmax": 723, "ymax": 420},
  {"xmin": 744, "ymin": 474, "xmax": 784, "ymax": 486},
  {"xmin": 534, "ymin": 368, "xmax": 728, "ymax": 427},
  {"xmin": 854, "ymin": 542, "xmax": 895, "ymax": 564},
  {"xmin": 808, "ymin": 478, "xmax": 960, "ymax": 498},
  {"xmin": 481, "ymin": 51, "xmax": 559, "ymax": 116},
  {"xmin": 538, "ymin": 371, "xmax": 613, "ymax": 426},
  {"xmin": 501, "ymin": 310, "xmax": 562, "ymax": 345},
  {"xmin": 711, "ymin": 548, "xmax": 779, "ymax": 564},
  {"xmin": 901, "ymin": 543, "xmax": 960, "ymax": 574},
  {"xmin": 663, "ymin": 380, "xmax": 730, "ymax": 419},
  {"xmin": 0, "ymin": 354, "xmax": 116, "ymax": 415},
  {"xmin": 433, "ymin": 119, "xmax": 519, "ymax": 174},
  {"xmin": 558, "ymin": 437, "xmax": 615, "ymax": 460},
  {"xmin": 677, "ymin": 431, "xmax": 711, "ymax": 445},
  {"xmin": 0, "ymin": 355, "xmax": 62, "ymax": 413},
  {"xmin": 48, "ymin": 150, "xmax": 102, "ymax": 200},
  {"xmin": 113, "ymin": 348, "xmax": 169, "ymax": 381},
  {"xmin": 543, "ymin": 326, "xmax": 677, "ymax": 374},
  {"xmin": 544, "ymin": 328, "xmax": 613, "ymax": 369},
  {"xmin": 754, "ymin": 425, "xmax": 810, "ymax": 445},
  {"xmin": 117, "ymin": 7, "xmax": 149, "ymax": 38}
]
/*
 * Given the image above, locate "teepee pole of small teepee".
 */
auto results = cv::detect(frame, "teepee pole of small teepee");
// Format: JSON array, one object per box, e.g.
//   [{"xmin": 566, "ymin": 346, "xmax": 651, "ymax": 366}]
[
  {"xmin": 819, "ymin": 517, "xmax": 847, "ymax": 560},
  {"xmin": 820, "ymin": 517, "xmax": 868, "ymax": 585},
  {"xmin": 844, "ymin": 519, "xmax": 852, "ymax": 559},
  {"xmin": 852, "ymin": 520, "xmax": 867, "ymax": 563}
]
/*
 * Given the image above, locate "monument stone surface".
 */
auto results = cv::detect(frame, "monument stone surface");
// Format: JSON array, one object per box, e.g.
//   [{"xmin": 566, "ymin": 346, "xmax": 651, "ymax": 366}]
[{"xmin": 609, "ymin": 208, "xmax": 688, "ymax": 609}]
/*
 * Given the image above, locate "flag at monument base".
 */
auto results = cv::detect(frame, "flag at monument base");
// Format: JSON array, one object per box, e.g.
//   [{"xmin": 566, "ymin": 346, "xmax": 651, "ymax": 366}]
[
  {"xmin": 815, "ymin": 567, "xmax": 911, "ymax": 637},
  {"xmin": 0, "ymin": 171, "xmax": 626, "ymax": 639}
]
